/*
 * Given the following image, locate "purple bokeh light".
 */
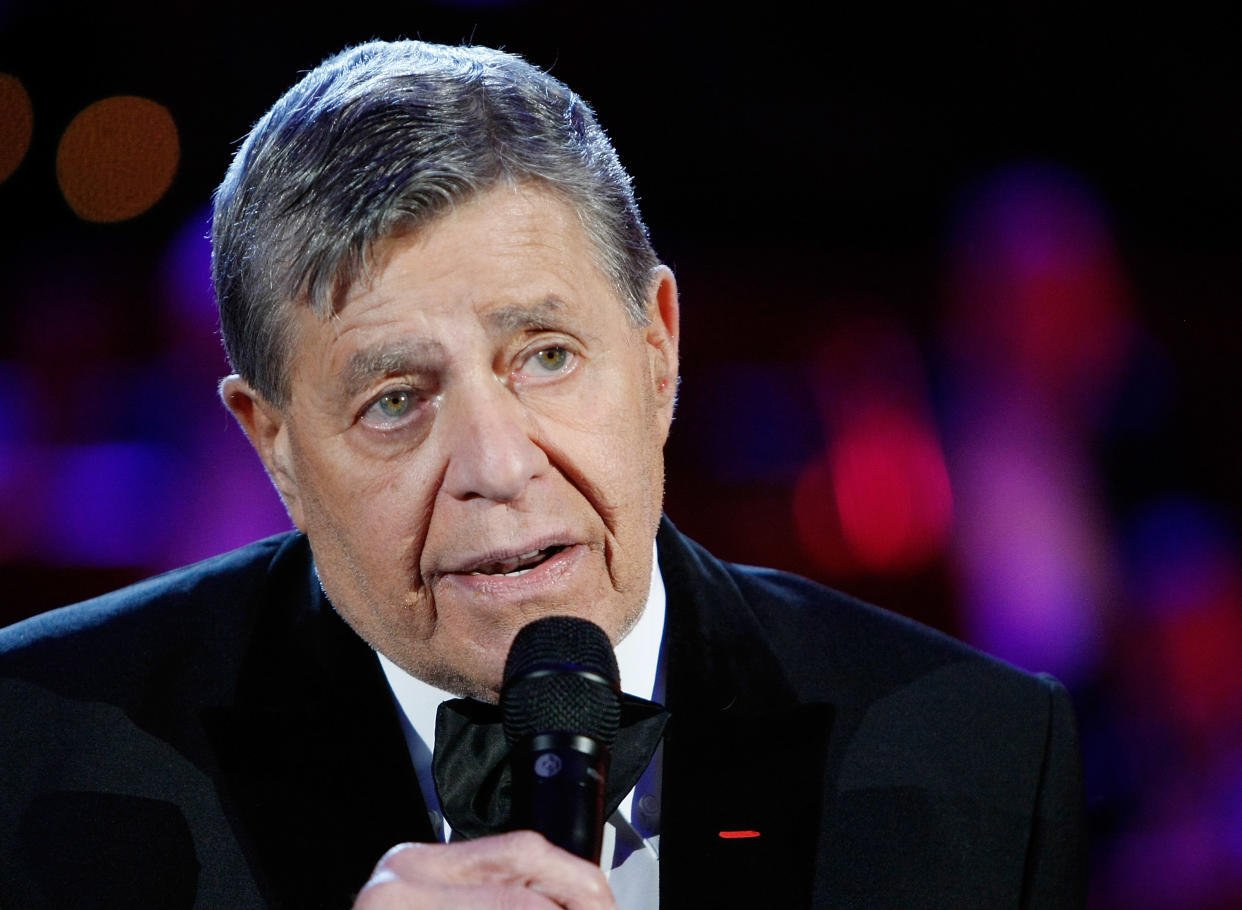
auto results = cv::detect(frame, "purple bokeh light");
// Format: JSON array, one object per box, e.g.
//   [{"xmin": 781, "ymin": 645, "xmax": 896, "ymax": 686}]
[{"xmin": 941, "ymin": 162, "xmax": 1134, "ymax": 683}]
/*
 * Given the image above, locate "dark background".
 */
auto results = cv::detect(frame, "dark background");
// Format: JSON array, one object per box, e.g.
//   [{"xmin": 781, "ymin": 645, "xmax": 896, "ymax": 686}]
[{"xmin": 2, "ymin": 3, "xmax": 1240, "ymax": 906}]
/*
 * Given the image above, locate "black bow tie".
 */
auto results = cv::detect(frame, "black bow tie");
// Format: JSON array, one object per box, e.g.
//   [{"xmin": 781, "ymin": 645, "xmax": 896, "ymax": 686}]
[{"xmin": 433, "ymin": 694, "xmax": 669, "ymax": 841}]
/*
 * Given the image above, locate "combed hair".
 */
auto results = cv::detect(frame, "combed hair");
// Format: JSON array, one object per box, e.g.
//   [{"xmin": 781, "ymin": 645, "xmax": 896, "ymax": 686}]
[{"xmin": 211, "ymin": 40, "xmax": 659, "ymax": 406}]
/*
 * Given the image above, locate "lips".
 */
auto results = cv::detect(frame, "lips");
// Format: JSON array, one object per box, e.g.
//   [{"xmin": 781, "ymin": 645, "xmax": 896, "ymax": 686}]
[
  {"xmin": 438, "ymin": 539, "xmax": 587, "ymax": 599},
  {"xmin": 469, "ymin": 545, "xmax": 567, "ymax": 577}
]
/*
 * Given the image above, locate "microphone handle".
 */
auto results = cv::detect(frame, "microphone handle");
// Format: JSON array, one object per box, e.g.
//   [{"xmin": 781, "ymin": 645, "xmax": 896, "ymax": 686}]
[{"xmin": 511, "ymin": 732, "xmax": 609, "ymax": 862}]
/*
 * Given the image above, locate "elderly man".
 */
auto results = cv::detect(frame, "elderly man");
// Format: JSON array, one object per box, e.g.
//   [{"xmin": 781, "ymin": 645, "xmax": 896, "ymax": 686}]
[{"xmin": 0, "ymin": 40, "xmax": 1086, "ymax": 908}]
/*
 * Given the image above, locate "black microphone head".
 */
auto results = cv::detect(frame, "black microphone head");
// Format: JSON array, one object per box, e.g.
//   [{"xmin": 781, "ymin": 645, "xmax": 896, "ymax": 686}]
[{"xmin": 500, "ymin": 616, "xmax": 621, "ymax": 747}]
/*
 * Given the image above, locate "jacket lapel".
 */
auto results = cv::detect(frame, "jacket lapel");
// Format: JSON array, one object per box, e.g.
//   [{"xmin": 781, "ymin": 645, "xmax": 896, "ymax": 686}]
[
  {"xmin": 203, "ymin": 538, "xmax": 432, "ymax": 908},
  {"xmin": 657, "ymin": 520, "xmax": 835, "ymax": 907}
]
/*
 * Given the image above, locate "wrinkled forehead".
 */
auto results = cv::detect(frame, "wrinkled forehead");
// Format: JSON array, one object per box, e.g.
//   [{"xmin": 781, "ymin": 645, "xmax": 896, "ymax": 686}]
[
  {"xmin": 287, "ymin": 186, "xmax": 632, "ymax": 374},
  {"xmin": 321, "ymin": 179, "xmax": 618, "ymax": 318}
]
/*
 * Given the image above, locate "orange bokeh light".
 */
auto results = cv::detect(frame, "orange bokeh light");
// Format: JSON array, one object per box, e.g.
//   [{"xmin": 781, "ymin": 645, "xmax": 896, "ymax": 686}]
[
  {"xmin": 0, "ymin": 74, "xmax": 33, "ymax": 184},
  {"xmin": 56, "ymin": 95, "xmax": 179, "ymax": 222}
]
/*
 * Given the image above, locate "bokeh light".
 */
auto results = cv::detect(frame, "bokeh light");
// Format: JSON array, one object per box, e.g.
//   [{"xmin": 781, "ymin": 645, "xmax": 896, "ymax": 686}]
[
  {"xmin": 946, "ymin": 163, "xmax": 1131, "ymax": 408},
  {"xmin": 942, "ymin": 162, "xmax": 1132, "ymax": 683},
  {"xmin": 795, "ymin": 317, "xmax": 952, "ymax": 575},
  {"xmin": 795, "ymin": 403, "xmax": 952, "ymax": 574},
  {"xmin": 158, "ymin": 206, "xmax": 218, "ymax": 335},
  {"xmin": 41, "ymin": 442, "xmax": 177, "ymax": 567},
  {"xmin": 56, "ymin": 95, "xmax": 179, "ymax": 222},
  {"xmin": 948, "ymin": 412, "xmax": 1110, "ymax": 682},
  {"xmin": 1125, "ymin": 498, "xmax": 1242, "ymax": 742},
  {"xmin": 0, "ymin": 73, "xmax": 33, "ymax": 184},
  {"xmin": 693, "ymin": 363, "xmax": 821, "ymax": 485}
]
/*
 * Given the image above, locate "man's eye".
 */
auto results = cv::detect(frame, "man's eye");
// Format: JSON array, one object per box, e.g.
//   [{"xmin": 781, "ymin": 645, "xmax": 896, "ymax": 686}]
[
  {"xmin": 525, "ymin": 347, "xmax": 571, "ymax": 373},
  {"xmin": 367, "ymin": 390, "xmax": 413, "ymax": 422}
]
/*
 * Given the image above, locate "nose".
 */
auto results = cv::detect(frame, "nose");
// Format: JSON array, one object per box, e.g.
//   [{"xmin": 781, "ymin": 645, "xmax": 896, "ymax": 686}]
[{"xmin": 440, "ymin": 378, "xmax": 548, "ymax": 503}]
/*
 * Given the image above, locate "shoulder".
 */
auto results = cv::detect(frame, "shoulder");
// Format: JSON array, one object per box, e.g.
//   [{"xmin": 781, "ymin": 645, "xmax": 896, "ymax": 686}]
[
  {"xmin": 738, "ymin": 561, "xmax": 1044, "ymax": 687},
  {"xmin": 658, "ymin": 520, "xmax": 1087, "ymax": 902},
  {"xmin": 665, "ymin": 521, "xmax": 1059, "ymax": 715},
  {"xmin": 0, "ymin": 532, "xmax": 309, "ymax": 700},
  {"xmin": 718, "ymin": 552, "xmax": 1075, "ymax": 784}
]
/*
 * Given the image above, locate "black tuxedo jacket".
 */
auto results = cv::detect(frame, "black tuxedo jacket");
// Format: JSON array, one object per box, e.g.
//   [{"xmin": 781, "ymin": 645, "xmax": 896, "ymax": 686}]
[{"xmin": 0, "ymin": 519, "xmax": 1086, "ymax": 908}]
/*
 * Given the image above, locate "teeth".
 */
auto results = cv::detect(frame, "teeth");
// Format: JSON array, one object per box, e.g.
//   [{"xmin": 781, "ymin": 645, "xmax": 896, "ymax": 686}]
[{"xmin": 469, "ymin": 548, "xmax": 549, "ymax": 576}]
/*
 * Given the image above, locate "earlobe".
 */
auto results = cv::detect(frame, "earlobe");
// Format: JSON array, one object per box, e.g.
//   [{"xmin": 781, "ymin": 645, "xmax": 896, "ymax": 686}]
[{"xmin": 219, "ymin": 375, "xmax": 305, "ymax": 528}]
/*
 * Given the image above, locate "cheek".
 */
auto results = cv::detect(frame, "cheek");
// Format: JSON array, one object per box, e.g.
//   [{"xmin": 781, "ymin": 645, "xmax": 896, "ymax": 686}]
[{"xmin": 296, "ymin": 444, "xmax": 437, "ymax": 565}]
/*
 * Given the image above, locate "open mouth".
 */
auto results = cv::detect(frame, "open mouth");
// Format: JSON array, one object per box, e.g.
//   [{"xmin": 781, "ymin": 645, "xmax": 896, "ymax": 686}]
[{"xmin": 468, "ymin": 545, "xmax": 567, "ymax": 578}]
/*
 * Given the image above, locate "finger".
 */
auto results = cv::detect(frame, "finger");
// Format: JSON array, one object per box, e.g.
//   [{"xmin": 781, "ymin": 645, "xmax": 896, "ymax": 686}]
[
  {"xmin": 356, "ymin": 874, "xmax": 562, "ymax": 910},
  {"xmin": 373, "ymin": 833, "xmax": 616, "ymax": 909}
]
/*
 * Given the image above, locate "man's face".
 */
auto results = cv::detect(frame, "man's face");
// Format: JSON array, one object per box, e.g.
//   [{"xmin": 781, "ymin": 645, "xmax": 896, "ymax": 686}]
[{"xmin": 226, "ymin": 184, "xmax": 679, "ymax": 700}]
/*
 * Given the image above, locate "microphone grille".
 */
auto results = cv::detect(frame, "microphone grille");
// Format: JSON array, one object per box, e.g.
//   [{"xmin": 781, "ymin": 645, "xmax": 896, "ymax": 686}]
[{"xmin": 500, "ymin": 616, "xmax": 621, "ymax": 746}]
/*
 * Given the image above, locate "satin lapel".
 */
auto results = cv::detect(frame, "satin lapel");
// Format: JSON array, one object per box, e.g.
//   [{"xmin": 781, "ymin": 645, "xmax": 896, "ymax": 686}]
[
  {"xmin": 656, "ymin": 520, "xmax": 835, "ymax": 908},
  {"xmin": 203, "ymin": 539, "xmax": 432, "ymax": 908}
]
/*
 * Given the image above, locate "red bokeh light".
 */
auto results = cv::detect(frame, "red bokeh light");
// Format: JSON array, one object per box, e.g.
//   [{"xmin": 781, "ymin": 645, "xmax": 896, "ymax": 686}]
[{"xmin": 795, "ymin": 403, "xmax": 952, "ymax": 575}]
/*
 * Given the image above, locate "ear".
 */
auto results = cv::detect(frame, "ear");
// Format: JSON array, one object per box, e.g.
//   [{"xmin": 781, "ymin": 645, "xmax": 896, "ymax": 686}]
[
  {"xmin": 219, "ymin": 375, "xmax": 307, "ymax": 530},
  {"xmin": 643, "ymin": 265, "xmax": 681, "ymax": 438}
]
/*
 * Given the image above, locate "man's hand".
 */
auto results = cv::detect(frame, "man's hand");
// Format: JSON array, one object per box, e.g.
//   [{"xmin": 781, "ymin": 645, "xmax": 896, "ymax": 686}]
[{"xmin": 352, "ymin": 831, "xmax": 618, "ymax": 909}]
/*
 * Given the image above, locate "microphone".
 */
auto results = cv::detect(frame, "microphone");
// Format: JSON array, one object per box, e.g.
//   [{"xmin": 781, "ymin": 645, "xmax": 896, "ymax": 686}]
[{"xmin": 500, "ymin": 616, "xmax": 621, "ymax": 863}]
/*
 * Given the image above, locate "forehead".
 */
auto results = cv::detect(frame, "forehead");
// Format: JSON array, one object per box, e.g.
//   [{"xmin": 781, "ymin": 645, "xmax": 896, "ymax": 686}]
[
  {"xmin": 354, "ymin": 185, "xmax": 610, "ymax": 312},
  {"xmin": 290, "ymin": 185, "xmax": 631, "ymax": 387}
]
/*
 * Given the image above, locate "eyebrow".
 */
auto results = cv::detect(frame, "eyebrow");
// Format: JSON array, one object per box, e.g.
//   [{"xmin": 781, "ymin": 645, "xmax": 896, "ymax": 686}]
[
  {"xmin": 335, "ymin": 298, "xmax": 572, "ymax": 401},
  {"xmin": 483, "ymin": 298, "xmax": 568, "ymax": 334},
  {"xmin": 339, "ymin": 339, "xmax": 445, "ymax": 401}
]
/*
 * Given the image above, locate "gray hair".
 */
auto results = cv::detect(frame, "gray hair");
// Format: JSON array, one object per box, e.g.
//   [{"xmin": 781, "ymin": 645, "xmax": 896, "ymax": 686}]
[{"xmin": 211, "ymin": 40, "xmax": 659, "ymax": 407}]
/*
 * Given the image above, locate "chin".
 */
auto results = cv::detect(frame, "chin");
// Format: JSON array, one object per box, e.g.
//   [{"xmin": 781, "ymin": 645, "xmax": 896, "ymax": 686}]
[{"xmin": 409, "ymin": 654, "xmax": 503, "ymax": 703}]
